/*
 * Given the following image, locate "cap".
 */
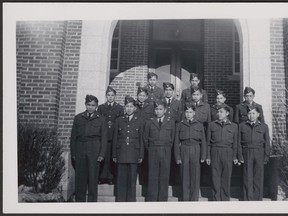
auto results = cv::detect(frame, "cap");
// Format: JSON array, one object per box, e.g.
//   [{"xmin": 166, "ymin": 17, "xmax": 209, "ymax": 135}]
[
  {"xmin": 247, "ymin": 105, "xmax": 261, "ymax": 113},
  {"xmin": 147, "ymin": 72, "xmax": 158, "ymax": 80},
  {"xmin": 217, "ymin": 104, "xmax": 230, "ymax": 113},
  {"xmin": 85, "ymin": 94, "xmax": 98, "ymax": 104},
  {"xmin": 216, "ymin": 89, "xmax": 226, "ymax": 97},
  {"xmin": 153, "ymin": 100, "xmax": 167, "ymax": 108},
  {"xmin": 184, "ymin": 103, "xmax": 196, "ymax": 111},
  {"xmin": 163, "ymin": 82, "xmax": 175, "ymax": 90},
  {"xmin": 124, "ymin": 96, "xmax": 136, "ymax": 106},
  {"xmin": 192, "ymin": 88, "xmax": 202, "ymax": 94},
  {"xmin": 106, "ymin": 86, "xmax": 116, "ymax": 95},
  {"xmin": 244, "ymin": 87, "xmax": 255, "ymax": 95},
  {"xmin": 137, "ymin": 86, "xmax": 148, "ymax": 95}
]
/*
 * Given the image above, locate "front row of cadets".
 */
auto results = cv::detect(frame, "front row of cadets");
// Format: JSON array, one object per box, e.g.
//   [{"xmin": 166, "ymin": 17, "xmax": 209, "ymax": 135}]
[{"xmin": 70, "ymin": 84, "xmax": 270, "ymax": 202}]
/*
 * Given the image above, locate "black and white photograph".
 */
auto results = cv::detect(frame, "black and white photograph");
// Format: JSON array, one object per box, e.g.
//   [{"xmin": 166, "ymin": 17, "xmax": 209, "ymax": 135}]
[{"xmin": 3, "ymin": 2, "xmax": 288, "ymax": 214}]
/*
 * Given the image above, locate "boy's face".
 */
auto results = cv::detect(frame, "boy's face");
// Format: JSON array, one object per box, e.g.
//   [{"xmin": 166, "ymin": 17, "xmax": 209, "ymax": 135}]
[
  {"xmin": 248, "ymin": 109, "xmax": 260, "ymax": 122},
  {"xmin": 164, "ymin": 87, "xmax": 174, "ymax": 98},
  {"xmin": 125, "ymin": 103, "xmax": 136, "ymax": 115},
  {"xmin": 137, "ymin": 92, "xmax": 148, "ymax": 103},
  {"xmin": 148, "ymin": 76, "xmax": 157, "ymax": 87},
  {"xmin": 217, "ymin": 108, "xmax": 229, "ymax": 121},
  {"xmin": 192, "ymin": 91, "xmax": 202, "ymax": 102},
  {"xmin": 244, "ymin": 92, "xmax": 255, "ymax": 104},
  {"xmin": 106, "ymin": 92, "xmax": 116, "ymax": 103},
  {"xmin": 185, "ymin": 108, "xmax": 195, "ymax": 120},
  {"xmin": 190, "ymin": 77, "xmax": 200, "ymax": 88},
  {"xmin": 155, "ymin": 105, "xmax": 166, "ymax": 118},
  {"xmin": 86, "ymin": 101, "xmax": 98, "ymax": 113},
  {"xmin": 216, "ymin": 94, "xmax": 226, "ymax": 105}
]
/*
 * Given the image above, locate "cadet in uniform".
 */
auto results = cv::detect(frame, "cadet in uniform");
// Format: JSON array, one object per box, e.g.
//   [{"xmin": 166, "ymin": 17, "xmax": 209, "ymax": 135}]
[
  {"xmin": 235, "ymin": 87, "xmax": 264, "ymax": 124},
  {"xmin": 174, "ymin": 103, "xmax": 206, "ymax": 201},
  {"xmin": 211, "ymin": 89, "xmax": 234, "ymax": 121},
  {"xmin": 70, "ymin": 95, "xmax": 107, "ymax": 202},
  {"xmin": 135, "ymin": 86, "xmax": 154, "ymax": 120},
  {"xmin": 98, "ymin": 86, "xmax": 123, "ymax": 185},
  {"xmin": 144, "ymin": 72, "xmax": 164, "ymax": 105},
  {"xmin": 181, "ymin": 73, "xmax": 208, "ymax": 105},
  {"xmin": 206, "ymin": 105, "xmax": 238, "ymax": 201},
  {"xmin": 163, "ymin": 82, "xmax": 182, "ymax": 123},
  {"xmin": 112, "ymin": 96, "xmax": 144, "ymax": 202},
  {"xmin": 238, "ymin": 106, "xmax": 270, "ymax": 201},
  {"xmin": 144, "ymin": 100, "xmax": 175, "ymax": 201}
]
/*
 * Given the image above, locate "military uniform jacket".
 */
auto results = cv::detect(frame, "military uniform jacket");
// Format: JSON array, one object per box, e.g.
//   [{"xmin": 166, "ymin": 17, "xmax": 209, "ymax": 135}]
[
  {"xmin": 144, "ymin": 116, "xmax": 175, "ymax": 148},
  {"xmin": 70, "ymin": 111, "xmax": 107, "ymax": 158},
  {"xmin": 98, "ymin": 102, "xmax": 123, "ymax": 141},
  {"xmin": 234, "ymin": 101, "xmax": 264, "ymax": 124},
  {"xmin": 211, "ymin": 103, "xmax": 234, "ymax": 122},
  {"xmin": 193, "ymin": 101, "xmax": 211, "ymax": 124},
  {"xmin": 112, "ymin": 114, "xmax": 144, "ymax": 163},
  {"xmin": 181, "ymin": 87, "xmax": 208, "ymax": 104},
  {"xmin": 174, "ymin": 119, "xmax": 206, "ymax": 161},
  {"xmin": 207, "ymin": 120, "xmax": 238, "ymax": 160},
  {"xmin": 237, "ymin": 120, "xmax": 270, "ymax": 162},
  {"xmin": 164, "ymin": 97, "xmax": 183, "ymax": 123},
  {"xmin": 144, "ymin": 85, "xmax": 164, "ymax": 104},
  {"xmin": 134, "ymin": 101, "xmax": 154, "ymax": 120}
]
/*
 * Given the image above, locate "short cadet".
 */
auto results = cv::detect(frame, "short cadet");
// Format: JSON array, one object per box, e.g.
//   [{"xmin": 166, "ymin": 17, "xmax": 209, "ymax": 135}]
[
  {"xmin": 112, "ymin": 96, "xmax": 144, "ymax": 202},
  {"xmin": 181, "ymin": 73, "xmax": 208, "ymax": 105},
  {"xmin": 144, "ymin": 100, "xmax": 175, "ymax": 201},
  {"xmin": 135, "ymin": 86, "xmax": 154, "ymax": 120},
  {"xmin": 206, "ymin": 105, "xmax": 238, "ymax": 201},
  {"xmin": 70, "ymin": 95, "xmax": 107, "ymax": 202},
  {"xmin": 163, "ymin": 82, "xmax": 182, "ymax": 123},
  {"xmin": 211, "ymin": 89, "xmax": 234, "ymax": 122},
  {"xmin": 144, "ymin": 72, "xmax": 164, "ymax": 104},
  {"xmin": 174, "ymin": 103, "xmax": 206, "ymax": 201},
  {"xmin": 238, "ymin": 106, "xmax": 270, "ymax": 201},
  {"xmin": 235, "ymin": 87, "xmax": 265, "ymax": 124},
  {"xmin": 98, "ymin": 86, "xmax": 123, "ymax": 185},
  {"xmin": 189, "ymin": 89, "xmax": 211, "ymax": 128}
]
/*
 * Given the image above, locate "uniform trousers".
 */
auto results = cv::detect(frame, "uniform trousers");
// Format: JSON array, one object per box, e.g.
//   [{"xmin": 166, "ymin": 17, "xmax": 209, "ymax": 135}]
[
  {"xmin": 116, "ymin": 163, "xmax": 138, "ymax": 202},
  {"xmin": 242, "ymin": 148, "xmax": 264, "ymax": 201},
  {"xmin": 75, "ymin": 142, "xmax": 101, "ymax": 202},
  {"xmin": 211, "ymin": 147, "xmax": 233, "ymax": 201},
  {"xmin": 180, "ymin": 144, "xmax": 201, "ymax": 201},
  {"xmin": 100, "ymin": 140, "xmax": 114, "ymax": 181},
  {"xmin": 147, "ymin": 146, "xmax": 171, "ymax": 201}
]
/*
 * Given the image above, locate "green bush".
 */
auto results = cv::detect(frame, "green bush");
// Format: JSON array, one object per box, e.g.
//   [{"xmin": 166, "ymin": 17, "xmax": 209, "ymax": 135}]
[{"xmin": 18, "ymin": 123, "xmax": 65, "ymax": 194}]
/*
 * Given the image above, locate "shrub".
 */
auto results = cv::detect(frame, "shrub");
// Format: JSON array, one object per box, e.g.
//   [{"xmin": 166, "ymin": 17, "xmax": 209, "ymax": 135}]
[{"xmin": 18, "ymin": 123, "xmax": 65, "ymax": 194}]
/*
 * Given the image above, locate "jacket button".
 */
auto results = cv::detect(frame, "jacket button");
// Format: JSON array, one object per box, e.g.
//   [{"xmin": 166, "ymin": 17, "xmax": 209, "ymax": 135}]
[
  {"xmin": 128, "ymin": 125, "xmax": 130, "ymax": 127},
  {"xmin": 128, "ymin": 131, "xmax": 130, "ymax": 133}
]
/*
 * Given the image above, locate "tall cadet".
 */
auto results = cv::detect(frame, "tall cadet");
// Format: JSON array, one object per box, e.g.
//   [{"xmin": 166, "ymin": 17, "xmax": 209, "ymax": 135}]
[
  {"xmin": 98, "ymin": 86, "xmax": 123, "ymax": 185},
  {"xmin": 211, "ymin": 89, "xmax": 234, "ymax": 122},
  {"xmin": 235, "ymin": 87, "xmax": 264, "ymax": 124},
  {"xmin": 206, "ymin": 105, "xmax": 238, "ymax": 201},
  {"xmin": 112, "ymin": 96, "xmax": 144, "ymax": 202},
  {"xmin": 70, "ymin": 95, "xmax": 107, "ymax": 202},
  {"xmin": 144, "ymin": 72, "xmax": 164, "ymax": 104},
  {"xmin": 144, "ymin": 100, "xmax": 175, "ymax": 201},
  {"xmin": 174, "ymin": 103, "xmax": 206, "ymax": 201},
  {"xmin": 238, "ymin": 106, "xmax": 270, "ymax": 201}
]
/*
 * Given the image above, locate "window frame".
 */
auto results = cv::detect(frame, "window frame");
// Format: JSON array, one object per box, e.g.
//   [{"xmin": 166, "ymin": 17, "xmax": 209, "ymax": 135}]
[
  {"xmin": 110, "ymin": 21, "xmax": 122, "ymax": 73},
  {"xmin": 232, "ymin": 25, "xmax": 240, "ymax": 76}
]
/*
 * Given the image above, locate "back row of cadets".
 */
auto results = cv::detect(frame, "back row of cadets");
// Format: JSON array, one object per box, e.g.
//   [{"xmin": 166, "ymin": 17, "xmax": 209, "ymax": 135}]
[{"xmin": 70, "ymin": 71, "xmax": 270, "ymax": 202}]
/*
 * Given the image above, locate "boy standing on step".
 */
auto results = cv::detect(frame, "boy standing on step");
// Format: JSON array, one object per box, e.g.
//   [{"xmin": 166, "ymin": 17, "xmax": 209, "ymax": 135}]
[
  {"xmin": 112, "ymin": 96, "xmax": 144, "ymax": 202},
  {"xmin": 174, "ymin": 103, "xmax": 206, "ymax": 201},
  {"xmin": 144, "ymin": 72, "xmax": 164, "ymax": 105},
  {"xmin": 238, "ymin": 106, "xmax": 270, "ymax": 201},
  {"xmin": 144, "ymin": 100, "xmax": 175, "ymax": 201}
]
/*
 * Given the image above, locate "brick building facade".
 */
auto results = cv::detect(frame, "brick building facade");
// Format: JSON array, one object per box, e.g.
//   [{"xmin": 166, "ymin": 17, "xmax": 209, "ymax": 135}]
[{"xmin": 16, "ymin": 19, "xmax": 288, "ymax": 200}]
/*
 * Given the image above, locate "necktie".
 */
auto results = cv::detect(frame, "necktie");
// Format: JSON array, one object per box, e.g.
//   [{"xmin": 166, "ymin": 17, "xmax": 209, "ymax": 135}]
[
  {"xmin": 108, "ymin": 103, "xmax": 112, "ymax": 109},
  {"xmin": 189, "ymin": 120, "xmax": 192, "ymax": 125},
  {"xmin": 251, "ymin": 122, "xmax": 255, "ymax": 127},
  {"xmin": 127, "ymin": 116, "xmax": 130, "ymax": 122},
  {"xmin": 140, "ymin": 103, "xmax": 143, "ymax": 109},
  {"xmin": 168, "ymin": 99, "xmax": 171, "ymax": 106},
  {"xmin": 88, "ymin": 113, "xmax": 92, "ymax": 119},
  {"xmin": 158, "ymin": 118, "xmax": 162, "ymax": 128},
  {"xmin": 151, "ymin": 87, "xmax": 154, "ymax": 92},
  {"xmin": 221, "ymin": 121, "xmax": 225, "ymax": 127}
]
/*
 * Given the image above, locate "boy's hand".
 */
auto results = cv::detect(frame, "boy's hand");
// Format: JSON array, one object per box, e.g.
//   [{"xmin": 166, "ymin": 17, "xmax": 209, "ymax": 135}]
[
  {"xmin": 176, "ymin": 160, "xmax": 182, "ymax": 165},
  {"xmin": 97, "ymin": 156, "xmax": 104, "ymax": 162},
  {"xmin": 113, "ymin": 158, "xmax": 117, "ymax": 163},
  {"xmin": 238, "ymin": 160, "xmax": 244, "ymax": 166},
  {"xmin": 200, "ymin": 159, "xmax": 205, "ymax": 163},
  {"xmin": 233, "ymin": 159, "xmax": 238, "ymax": 165},
  {"xmin": 138, "ymin": 158, "xmax": 143, "ymax": 163},
  {"xmin": 206, "ymin": 159, "xmax": 211, "ymax": 166}
]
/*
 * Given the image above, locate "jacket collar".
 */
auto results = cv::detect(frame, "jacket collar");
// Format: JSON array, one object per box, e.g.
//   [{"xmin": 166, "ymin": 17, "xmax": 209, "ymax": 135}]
[
  {"xmin": 152, "ymin": 116, "xmax": 169, "ymax": 129},
  {"xmin": 215, "ymin": 119, "xmax": 232, "ymax": 126},
  {"xmin": 82, "ymin": 110, "xmax": 100, "ymax": 120},
  {"xmin": 181, "ymin": 118, "xmax": 198, "ymax": 126},
  {"xmin": 245, "ymin": 119, "xmax": 261, "ymax": 126}
]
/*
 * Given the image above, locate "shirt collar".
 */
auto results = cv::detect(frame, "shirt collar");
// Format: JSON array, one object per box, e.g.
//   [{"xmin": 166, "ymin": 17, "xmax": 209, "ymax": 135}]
[{"xmin": 158, "ymin": 116, "xmax": 164, "ymax": 122}]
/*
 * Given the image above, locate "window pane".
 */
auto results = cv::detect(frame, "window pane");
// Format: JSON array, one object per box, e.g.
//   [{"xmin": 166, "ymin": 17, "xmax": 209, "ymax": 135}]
[
  {"xmin": 110, "ymin": 60, "xmax": 118, "ymax": 70},
  {"xmin": 111, "ymin": 49, "xmax": 118, "ymax": 58},
  {"xmin": 235, "ymin": 63, "xmax": 240, "ymax": 73}
]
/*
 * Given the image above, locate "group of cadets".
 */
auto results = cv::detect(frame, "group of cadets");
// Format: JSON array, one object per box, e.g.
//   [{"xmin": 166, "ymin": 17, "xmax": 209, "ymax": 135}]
[{"xmin": 70, "ymin": 72, "xmax": 270, "ymax": 202}]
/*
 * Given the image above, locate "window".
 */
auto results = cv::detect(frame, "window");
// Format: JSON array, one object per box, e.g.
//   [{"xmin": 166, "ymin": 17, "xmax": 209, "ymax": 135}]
[
  {"xmin": 233, "ymin": 26, "xmax": 240, "ymax": 75},
  {"xmin": 110, "ymin": 21, "xmax": 121, "ymax": 72}
]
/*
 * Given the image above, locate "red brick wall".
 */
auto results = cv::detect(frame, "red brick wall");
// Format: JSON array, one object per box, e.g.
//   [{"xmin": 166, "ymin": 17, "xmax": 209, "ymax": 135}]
[
  {"xmin": 16, "ymin": 21, "xmax": 67, "ymax": 128},
  {"xmin": 203, "ymin": 19, "xmax": 240, "ymax": 109},
  {"xmin": 110, "ymin": 20, "xmax": 150, "ymax": 105},
  {"xmin": 270, "ymin": 19, "xmax": 287, "ymax": 141}
]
